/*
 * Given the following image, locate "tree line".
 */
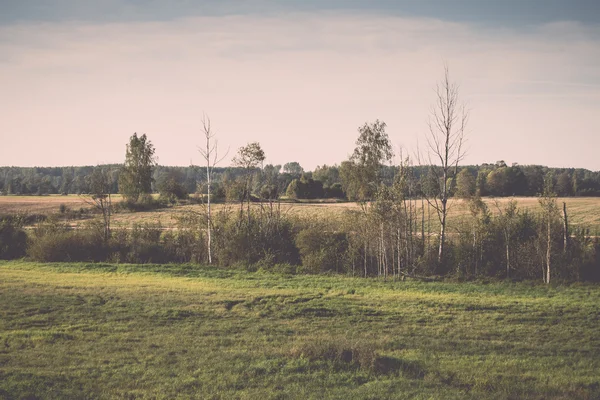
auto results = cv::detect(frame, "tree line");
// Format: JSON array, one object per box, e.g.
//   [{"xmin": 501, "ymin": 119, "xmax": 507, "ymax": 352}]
[{"xmin": 2, "ymin": 161, "xmax": 599, "ymax": 199}]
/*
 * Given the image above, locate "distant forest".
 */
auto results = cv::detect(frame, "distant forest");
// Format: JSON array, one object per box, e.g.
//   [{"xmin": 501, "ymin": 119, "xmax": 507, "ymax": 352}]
[{"xmin": 1, "ymin": 161, "xmax": 599, "ymax": 199}]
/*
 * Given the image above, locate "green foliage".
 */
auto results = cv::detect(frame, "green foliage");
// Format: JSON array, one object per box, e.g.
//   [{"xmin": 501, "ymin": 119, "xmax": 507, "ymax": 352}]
[
  {"xmin": 285, "ymin": 176, "xmax": 324, "ymax": 199},
  {"xmin": 455, "ymin": 168, "xmax": 476, "ymax": 198},
  {"xmin": 285, "ymin": 178, "xmax": 301, "ymax": 199},
  {"xmin": 157, "ymin": 176, "xmax": 188, "ymax": 203},
  {"xmin": 341, "ymin": 120, "xmax": 393, "ymax": 202},
  {"xmin": 324, "ymin": 182, "xmax": 345, "ymax": 199},
  {"xmin": 118, "ymin": 133, "xmax": 157, "ymax": 203},
  {"xmin": 213, "ymin": 210, "xmax": 299, "ymax": 268},
  {"xmin": 295, "ymin": 223, "xmax": 348, "ymax": 273},
  {"xmin": 232, "ymin": 142, "xmax": 266, "ymax": 205},
  {"xmin": 283, "ymin": 161, "xmax": 303, "ymax": 175},
  {"xmin": 0, "ymin": 216, "xmax": 27, "ymax": 259},
  {"xmin": 27, "ymin": 221, "xmax": 107, "ymax": 262}
]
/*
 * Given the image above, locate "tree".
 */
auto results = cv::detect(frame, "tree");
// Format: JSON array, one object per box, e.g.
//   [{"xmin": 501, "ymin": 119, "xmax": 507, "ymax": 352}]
[
  {"xmin": 422, "ymin": 66, "xmax": 468, "ymax": 265},
  {"xmin": 313, "ymin": 164, "xmax": 340, "ymax": 189},
  {"xmin": 283, "ymin": 162, "xmax": 303, "ymax": 176},
  {"xmin": 495, "ymin": 199, "xmax": 519, "ymax": 279},
  {"xmin": 555, "ymin": 171, "xmax": 573, "ymax": 196},
  {"xmin": 341, "ymin": 120, "xmax": 393, "ymax": 202},
  {"xmin": 286, "ymin": 179, "xmax": 301, "ymax": 199},
  {"xmin": 539, "ymin": 174, "xmax": 559, "ymax": 284},
  {"xmin": 232, "ymin": 142, "xmax": 265, "ymax": 216},
  {"xmin": 84, "ymin": 166, "xmax": 113, "ymax": 242},
  {"xmin": 118, "ymin": 133, "xmax": 157, "ymax": 203},
  {"xmin": 486, "ymin": 168, "xmax": 507, "ymax": 196},
  {"xmin": 157, "ymin": 173, "xmax": 188, "ymax": 203},
  {"xmin": 60, "ymin": 167, "xmax": 74, "ymax": 195},
  {"xmin": 467, "ymin": 196, "xmax": 490, "ymax": 277},
  {"xmin": 455, "ymin": 168, "xmax": 476, "ymax": 198},
  {"xmin": 505, "ymin": 164, "xmax": 528, "ymax": 196},
  {"xmin": 197, "ymin": 115, "xmax": 228, "ymax": 264},
  {"xmin": 475, "ymin": 170, "xmax": 489, "ymax": 197}
]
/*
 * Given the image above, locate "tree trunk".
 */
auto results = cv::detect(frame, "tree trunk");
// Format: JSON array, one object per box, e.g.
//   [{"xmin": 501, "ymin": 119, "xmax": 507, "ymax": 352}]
[
  {"xmin": 421, "ymin": 197, "xmax": 425, "ymax": 255},
  {"xmin": 505, "ymin": 237, "xmax": 510, "ymax": 279},
  {"xmin": 562, "ymin": 202, "xmax": 569, "ymax": 254},
  {"xmin": 438, "ymin": 199, "xmax": 447, "ymax": 265},
  {"xmin": 472, "ymin": 225, "xmax": 477, "ymax": 278},
  {"xmin": 546, "ymin": 216, "xmax": 551, "ymax": 284},
  {"xmin": 397, "ymin": 227, "xmax": 401, "ymax": 277},
  {"xmin": 364, "ymin": 242, "xmax": 368, "ymax": 278},
  {"xmin": 206, "ymin": 144, "xmax": 212, "ymax": 264}
]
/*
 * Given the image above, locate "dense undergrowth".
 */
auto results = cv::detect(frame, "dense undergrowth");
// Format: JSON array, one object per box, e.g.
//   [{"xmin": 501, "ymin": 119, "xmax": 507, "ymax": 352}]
[{"xmin": 1, "ymin": 202, "xmax": 599, "ymax": 282}]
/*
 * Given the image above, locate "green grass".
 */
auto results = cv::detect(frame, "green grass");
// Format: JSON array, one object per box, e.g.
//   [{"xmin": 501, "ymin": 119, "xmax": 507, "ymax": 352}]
[{"xmin": 1, "ymin": 261, "xmax": 599, "ymax": 399}]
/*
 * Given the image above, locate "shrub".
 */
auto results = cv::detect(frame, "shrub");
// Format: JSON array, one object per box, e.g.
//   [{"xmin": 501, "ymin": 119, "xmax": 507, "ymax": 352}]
[
  {"xmin": 122, "ymin": 223, "xmax": 165, "ymax": 263},
  {"xmin": 295, "ymin": 224, "xmax": 348, "ymax": 274},
  {"xmin": 324, "ymin": 183, "xmax": 345, "ymax": 199},
  {"xmin": 213, "ymin": 210, "xmax": 299, "ymax": 267},
  {"xmin": 0, "ymin": 217, "xmax": 28, "ymax": 259},
  {"xmin": 114, "ymin": 197, "xmax": 164, "ymax": 212},
  {"xmin": 162, "ymin": 230, "xmax": 207, "ymax": 264},
  {"xmin": 157, "ymin": 177, "xmax": 188, "ymax": 204},
  {"xmin": 28, "ymin": 221, "xmax": 106, "ymax": 262}
]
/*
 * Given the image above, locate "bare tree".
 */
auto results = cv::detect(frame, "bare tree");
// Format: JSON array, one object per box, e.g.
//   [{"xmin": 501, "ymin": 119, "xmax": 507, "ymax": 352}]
[
  {"xmin": 422, "ymin": 66, "xmax": 468, "ymax": 264},
  {"xmin": 197, "ymin": 114, "xmax": 228, "ymax": 264}
]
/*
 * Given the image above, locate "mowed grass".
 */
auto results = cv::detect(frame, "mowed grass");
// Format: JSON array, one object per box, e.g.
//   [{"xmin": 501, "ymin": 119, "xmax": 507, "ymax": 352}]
[{"xmin": 1, "ymin": 261, "xmax": 599, "ymax": 399}]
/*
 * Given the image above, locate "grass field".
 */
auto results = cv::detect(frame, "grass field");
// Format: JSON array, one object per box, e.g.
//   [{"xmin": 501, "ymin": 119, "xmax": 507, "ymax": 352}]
[
  {"xmin": 2, "ymin": 195, "xmax": 600, "ymax": 233},
  {"xmin": 1, "ymin": 261, "xmax": 599, "ymax": 399}
]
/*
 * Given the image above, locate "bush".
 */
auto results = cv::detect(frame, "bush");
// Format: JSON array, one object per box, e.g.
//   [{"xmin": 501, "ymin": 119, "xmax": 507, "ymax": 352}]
[
  {"xmin": 295, "ymin": 224, "xmax": 348, "ymax": 273},
  {"xmin": 162, "ymin": 230, "xmax": 207, "ymax": 264},
  {"xmin": 0, "ymin": 217, "xmax": 28, "ymax": 259},
  {"xmin": 115, "ymin": 197, "xmax": 164, "ymax": 212},
  {"xmin": 120, "ymin": 223, "xmax": 165, "ymax": 264},
  {"xmin": 28, "ymin": 221, "xmax": 107, "ymax": 262},
  {"xmin": 324, "ymin": 183, "xmax": 345, "ymax": 199},
  {"xmin": 213, "ymin": 210, "xmax": 299, "ymax": 267},
  {"xmin": 157, "ymin": 177, "xmax": 188, "ymax": 204}
]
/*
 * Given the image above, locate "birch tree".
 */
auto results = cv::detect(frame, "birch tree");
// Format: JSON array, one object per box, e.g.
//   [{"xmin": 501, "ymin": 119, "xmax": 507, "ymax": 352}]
[
  {"xmin": 118, "ymin": 133, "xmax": 156, "ymax": 203},
  {"xmin": 423, "ymin": 66, "xmax": 468, "ymax": 265},
  {"xmin": 539, "ymin": 176, "xmax": 559, "ymax": 284},
  {"xmin": 84, "ymin": 166, "xmax": 113, "ymax": 242},
  {"xmin": 495, "ymin": 199, "xmax": 519, "ymax": 279},
  {"xmin": 198, "ymin": 115, "xmax": 228, "ymax": 264},
  {"xmin": 232, "ymin": 142, "xmax": 265, "ymax": 219}
]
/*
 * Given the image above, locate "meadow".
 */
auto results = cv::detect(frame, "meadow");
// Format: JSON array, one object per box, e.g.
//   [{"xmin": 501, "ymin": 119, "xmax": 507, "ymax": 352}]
[
  {"xmin": 2, "ymin": 195, "xmax": 600, "ymax": 233},
  {"xmin": 1, "ymin": 261, "xmax": 599, "ymax": 399}
]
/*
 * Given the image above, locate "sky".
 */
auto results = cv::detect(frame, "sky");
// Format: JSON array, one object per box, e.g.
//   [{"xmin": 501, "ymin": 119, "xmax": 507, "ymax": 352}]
[{"xmin": 1, "ymin": 0, "xmax": 599, "ymax": 171}]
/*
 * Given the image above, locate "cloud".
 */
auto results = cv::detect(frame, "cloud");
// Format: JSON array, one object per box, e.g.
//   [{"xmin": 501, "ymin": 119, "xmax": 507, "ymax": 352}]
[{"xmin": 0, "ymin": 13, "xmax": 599, "ymax": 170}]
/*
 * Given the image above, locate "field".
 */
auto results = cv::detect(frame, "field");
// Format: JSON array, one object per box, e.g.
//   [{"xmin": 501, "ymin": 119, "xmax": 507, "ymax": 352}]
[
  {"xmin": 1, "ymin": 261, "xmax": 599, "ymax": 399},
  {"xmin": 2, "ymin": 195, "xmax": 600, "ymax": 233}
]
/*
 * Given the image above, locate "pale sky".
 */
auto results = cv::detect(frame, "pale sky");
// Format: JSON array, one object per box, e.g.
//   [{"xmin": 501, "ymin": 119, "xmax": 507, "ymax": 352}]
[{"xmin": 1, "ymin": 0, "xmax": 599, "ymax": 170}]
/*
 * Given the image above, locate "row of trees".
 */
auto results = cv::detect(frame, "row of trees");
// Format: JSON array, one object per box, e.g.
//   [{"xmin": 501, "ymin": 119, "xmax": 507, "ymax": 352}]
[{"xmin": 3, "ymin": 162, "xmax": 598, "ymax": 199}]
